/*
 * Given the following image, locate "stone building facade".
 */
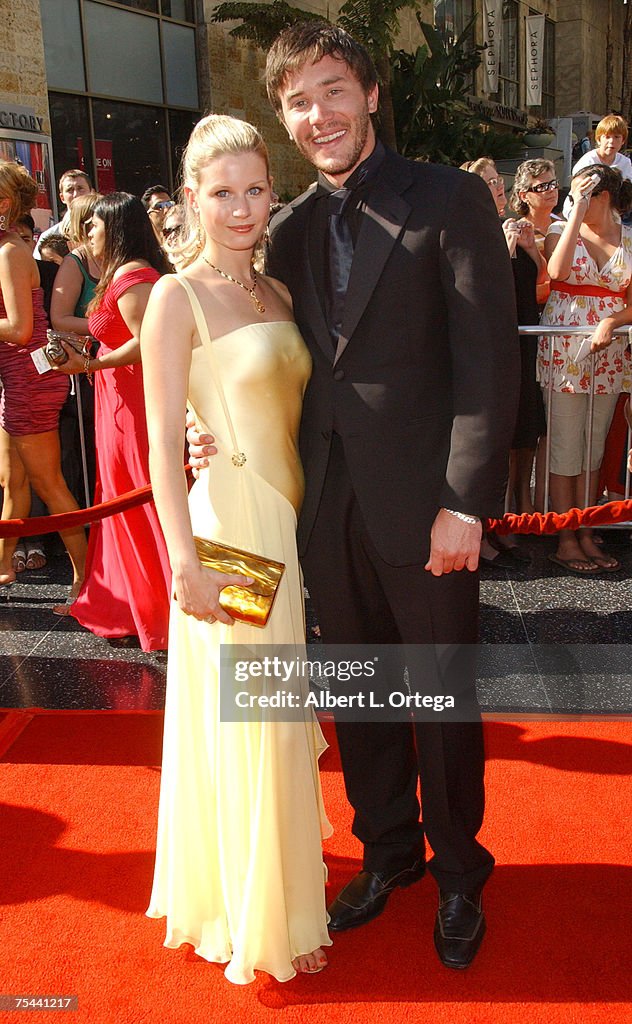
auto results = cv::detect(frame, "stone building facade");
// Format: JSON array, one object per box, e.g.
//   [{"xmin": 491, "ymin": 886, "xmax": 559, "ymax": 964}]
[
  {"xmin": 555, "ymin": 0, "xmax": 626, "ymax": 118},
  {"xmin": 0, "ymin": 0, "xmax": 49, "ymax": 131}
]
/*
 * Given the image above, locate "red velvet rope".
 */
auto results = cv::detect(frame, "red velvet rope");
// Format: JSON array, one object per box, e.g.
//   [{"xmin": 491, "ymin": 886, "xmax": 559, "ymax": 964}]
[
  {"xmin": 0, "ymin": 467, "xmax": 192, "ymax": 539},
  {"xmin": 489, "ymin": 499, "xmax": 632, "ymax": 535},
  {"xmin": 0, "ymin": 471, "xmax": 630, "ymax": 539}
]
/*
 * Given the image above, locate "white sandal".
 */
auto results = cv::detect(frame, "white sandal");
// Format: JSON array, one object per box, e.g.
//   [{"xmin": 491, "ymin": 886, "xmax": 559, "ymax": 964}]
[{"xmin": 52, "ymin": 580, "xmax": 83, "ymax": 616}]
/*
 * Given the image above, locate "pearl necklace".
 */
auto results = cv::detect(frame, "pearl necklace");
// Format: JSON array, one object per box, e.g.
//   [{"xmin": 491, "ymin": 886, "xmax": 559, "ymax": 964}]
[{"xmin": 202, "ymin": 256, "xmax": 265, "ymax": 314}]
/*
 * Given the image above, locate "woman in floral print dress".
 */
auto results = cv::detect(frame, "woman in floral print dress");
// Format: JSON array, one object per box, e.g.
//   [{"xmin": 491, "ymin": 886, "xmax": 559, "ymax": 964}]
[{"xmin": 538, "ymin": 164, "xmax": 632, "ymax": 574}]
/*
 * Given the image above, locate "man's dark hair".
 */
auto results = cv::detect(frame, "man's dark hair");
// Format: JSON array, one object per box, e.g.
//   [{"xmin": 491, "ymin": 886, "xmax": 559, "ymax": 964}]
[
  {"xmin": 88, "ymin": 192, "xmax": 169, "ymax": 312},
  {"xmin": 16, "ymin": 213, "xmax": 35, "ymax": 234},
  {"xmin": 572, "ymin": 163, "xmax": 632, "ymax": 216},
  {"xmin": 39, "ymin": 232, "xmax": 70, "ymax": 259},
  {"xmin": 58, "ymin": 168, "xmax": 93, "ymax": 192},
  {"xmin": 265, "ymin": 21, "xmax": 378, "ymax": 115},
  {"xmin": 141, "ymin": 184, "xmax": 171, "ymax": 209}
]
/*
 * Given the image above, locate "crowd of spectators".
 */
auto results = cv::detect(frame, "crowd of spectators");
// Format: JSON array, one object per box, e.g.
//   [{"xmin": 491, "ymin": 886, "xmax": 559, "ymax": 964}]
[{"xmin": 1, "ymin": 110, "xmax": 632, "ymax": 639}]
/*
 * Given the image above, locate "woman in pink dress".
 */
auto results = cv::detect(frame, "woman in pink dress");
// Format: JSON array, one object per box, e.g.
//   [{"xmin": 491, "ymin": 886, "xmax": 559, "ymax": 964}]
[
  {"xmin": 53, "ymin": 192, "xmax": 171, "ymax": 649},
  {"xmin": 0, "ymin": 160, "xmax": 87, "ymax": 600}
]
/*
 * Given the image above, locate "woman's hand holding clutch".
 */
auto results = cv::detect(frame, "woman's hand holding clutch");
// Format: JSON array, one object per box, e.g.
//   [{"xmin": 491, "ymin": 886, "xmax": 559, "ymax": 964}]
[
  {"xmin": 50, "ymin": 342, "xmax": 87, "ymax": 375},
  {"xmin": 173, "ymin": 560, "xmax": 253, "ymax": 625}
]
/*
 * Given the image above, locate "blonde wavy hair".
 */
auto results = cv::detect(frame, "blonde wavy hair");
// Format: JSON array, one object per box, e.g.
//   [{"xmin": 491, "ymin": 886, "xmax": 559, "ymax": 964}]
[
  {"xmin": 67, "ymin": 192, "xmax": 101, "ymax": 247},
  {"xmin": 175, "ymin": 114, "xmax": 270, "ymax": 269},
  {"xmin": 460, "ymin": 157, "xmax": 496, "ymax": 177},
  {"xmin": 0, "ymin": 160, "xmax": 38, "ymax": 227}
]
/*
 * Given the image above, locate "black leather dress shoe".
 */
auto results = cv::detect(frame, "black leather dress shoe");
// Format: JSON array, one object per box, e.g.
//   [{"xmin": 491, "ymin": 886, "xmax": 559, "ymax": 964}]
[
  {"xmin": 479, "ymin": 550, "xmax": 522, "ymax": 571},
  {"xmin": 327, "ymin": 859, "xmax": 426, "ymax": 931},
  {"xmin": 433, "ymin": 890, "xmax": 486, "ymax": 969}
]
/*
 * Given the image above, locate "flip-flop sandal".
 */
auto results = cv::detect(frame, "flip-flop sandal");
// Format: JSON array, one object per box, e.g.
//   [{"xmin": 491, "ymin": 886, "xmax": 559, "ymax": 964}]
[
  {"xmin": 11, "ymin": 547, "xmax": 26, "ymax": 573},
  {"xmin": 25, "ymin": 547, "xmax": 47, "ymax": 570},
  {"xmin": 586, "ymin": 554, "xmax": 620, "ymax": 572},
  {"xmin": 547, "ymin": 554, "xmax": 601, "ymax": 576}
]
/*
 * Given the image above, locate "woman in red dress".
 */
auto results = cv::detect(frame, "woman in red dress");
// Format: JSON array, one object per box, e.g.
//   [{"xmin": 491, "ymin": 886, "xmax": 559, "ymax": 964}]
[
  {"xmin": 0, "ymin": 160, "xmax": 87, "ymax": 600},
  {"xmin": 53, "ymin": 192, "xmax": 171, "ymax": 650}
]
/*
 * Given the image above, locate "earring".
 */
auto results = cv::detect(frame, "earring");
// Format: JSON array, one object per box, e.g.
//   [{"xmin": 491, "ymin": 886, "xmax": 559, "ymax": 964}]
[
  {"xmin": 0, "ymin": 214, "xmax": 5, "ymax": 231},
  {"xmin": 196, "ymin": 221, "xmax": 204, "ymax": 250}
]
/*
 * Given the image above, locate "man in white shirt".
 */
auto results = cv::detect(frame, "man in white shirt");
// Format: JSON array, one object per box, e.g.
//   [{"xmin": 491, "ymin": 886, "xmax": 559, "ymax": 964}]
[
  {"xmin": 563, "ymin": 114, "xmax": 632, "ymax": 219},
  {"xmin": 34, "ymin": 168, "xmax": 94, "ymax": 258},
  {"xmin": 572, "ymin": 114, "xmax": 632, "ymax": 180}
]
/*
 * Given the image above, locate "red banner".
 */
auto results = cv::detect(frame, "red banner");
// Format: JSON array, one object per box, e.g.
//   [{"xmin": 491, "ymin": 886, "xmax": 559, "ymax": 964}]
[{"xmin": 95, "ymin": 139, "xmax": 116, "ymax": 192}]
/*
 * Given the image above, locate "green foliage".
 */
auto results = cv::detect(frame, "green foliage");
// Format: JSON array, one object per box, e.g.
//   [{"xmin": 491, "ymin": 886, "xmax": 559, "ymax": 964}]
[
  {"xmin": 212, "ymin": 0, "xmax": 418, "ymax": 76},
  {"xmin": 465, "ymin": 127, "xmax": 528, "ymax": 162},
  {"xmin": 337, "ymin": 0, "xmax": 419, "ymax": 64},
  {"xmin": 211, "ymin": 2, "xmax": 322, "ymax": 51},
  {"xmin": 391, "ymin": 14, "xmax": 524, "ymax": 165},
  {"xmin": 391, "ymin": 15, "xmax": 484, "ymax": 162},
  {"xmin": 528, "ymin": 117, "xmax": 553, "ymax": 134}
]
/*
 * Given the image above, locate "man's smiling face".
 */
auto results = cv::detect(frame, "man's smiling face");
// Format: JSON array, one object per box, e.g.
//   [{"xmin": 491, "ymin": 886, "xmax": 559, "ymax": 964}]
[{"xmin": 277, "ymin": 54, "xmax": 378, "ymax": 187}]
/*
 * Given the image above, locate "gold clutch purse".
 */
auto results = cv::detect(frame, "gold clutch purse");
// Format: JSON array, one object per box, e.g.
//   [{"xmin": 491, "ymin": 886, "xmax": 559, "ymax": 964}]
[
  {"xmin": 45, "ymin": 329, "xmax": 92, "ymax": 366},
  {"xmin": 193, "ymin": 537, "xmax": 285, "ymax": 628}
]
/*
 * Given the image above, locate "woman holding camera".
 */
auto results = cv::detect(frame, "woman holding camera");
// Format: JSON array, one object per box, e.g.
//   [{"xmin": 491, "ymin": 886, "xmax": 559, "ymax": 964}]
[
  {"xmin": 0, "ymin": 160, "xmax": 87, "ymax": 600},
  {"xmin": 51, "ymin": 192, "xmax": 171, "ymax": 649}
]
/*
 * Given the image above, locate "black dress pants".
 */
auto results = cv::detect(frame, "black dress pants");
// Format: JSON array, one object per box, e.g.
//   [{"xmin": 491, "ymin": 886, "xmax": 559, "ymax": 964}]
[{"xmin": 301, "ymin": 435, "xmax": 494, "ymax": 893}]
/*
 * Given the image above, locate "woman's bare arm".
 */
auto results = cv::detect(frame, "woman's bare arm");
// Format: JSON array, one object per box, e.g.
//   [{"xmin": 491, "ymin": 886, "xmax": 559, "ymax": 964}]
[
  {"xmin": 50, "ymin": 254, "xmax": 90, "ymax": 335},
  {"xmin": 0, "ymin": 237, "xmax": 34, "ymax": 346}
]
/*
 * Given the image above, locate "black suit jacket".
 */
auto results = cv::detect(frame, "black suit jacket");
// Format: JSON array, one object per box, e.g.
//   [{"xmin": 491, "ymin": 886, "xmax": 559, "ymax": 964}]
[{"xmin": 267, "ymin": 149, "xmax": 520, "ymax": 566}]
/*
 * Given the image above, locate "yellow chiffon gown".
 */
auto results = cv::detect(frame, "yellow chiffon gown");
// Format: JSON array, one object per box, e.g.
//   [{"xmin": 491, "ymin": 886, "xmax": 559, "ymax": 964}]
[{"xmin": 146, "ymin": 281, "xmax": 332, "ymax": 984}]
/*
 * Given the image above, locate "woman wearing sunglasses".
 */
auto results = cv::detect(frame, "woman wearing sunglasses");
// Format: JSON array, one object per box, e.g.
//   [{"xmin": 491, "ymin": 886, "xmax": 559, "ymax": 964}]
[
  {"xmin": 460, "ymin": 158, "xmax": 507, "ymax": 216},
  {"xmin": 538, "ymin": 164, "xmax": 632, "ymax": 574},
  {"xmin": 500, "ymin": 159, "xmax": 563, "ymax": 516},
  {"xmin": 510, "ymin": 159, "xmax": 563, "ymax": 307}
]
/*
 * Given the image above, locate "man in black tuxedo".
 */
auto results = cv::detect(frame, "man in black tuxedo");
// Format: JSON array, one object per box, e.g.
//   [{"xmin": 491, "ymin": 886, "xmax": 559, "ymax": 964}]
[
  {"xmin": 191, "ymin": 22, "xmax": 519, "ymax": 968},
  {"xmin": 264, "ymin": 21, "xmax": 520, "ymax": 970}
]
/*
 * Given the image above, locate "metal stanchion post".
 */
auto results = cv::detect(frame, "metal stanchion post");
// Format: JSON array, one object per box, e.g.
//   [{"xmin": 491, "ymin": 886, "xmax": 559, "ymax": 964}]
[
  {"xmin": 622, "ymin": 419, "xmax": 626, "ymax": 499},
  {"xmin": 584, "ymin": 350, "xmax": 596, "ymax": 510},
  {"xmin": 544, "ymin": 333, "xmax": 554, "ymax": 514},
  {"xmin": 72, "ymin": 375, "xmax": 91, "ymax": 511}
]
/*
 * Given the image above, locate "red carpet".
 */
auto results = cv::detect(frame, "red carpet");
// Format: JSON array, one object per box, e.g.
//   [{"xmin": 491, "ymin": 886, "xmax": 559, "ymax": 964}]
[{"xmin": 0, "ymin": 711, "xmax": 630, "ymax": 1024}]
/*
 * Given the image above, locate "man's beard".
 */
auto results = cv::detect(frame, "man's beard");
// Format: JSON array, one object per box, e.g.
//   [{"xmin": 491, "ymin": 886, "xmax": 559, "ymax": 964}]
[{"xmin": 295, "ymin": 107, "xmax": 370, "ymax": 176}]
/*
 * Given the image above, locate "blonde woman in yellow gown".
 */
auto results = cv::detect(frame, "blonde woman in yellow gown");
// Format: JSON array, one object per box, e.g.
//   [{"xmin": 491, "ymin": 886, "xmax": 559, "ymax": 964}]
[{"xmin": 141, "ymin": 115, "xmax": 331, "ymax": 984}]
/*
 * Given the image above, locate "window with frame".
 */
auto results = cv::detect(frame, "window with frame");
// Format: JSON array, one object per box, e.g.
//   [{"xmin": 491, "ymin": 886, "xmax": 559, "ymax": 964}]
[
  {"xmin": 540, "ymin": 18, "xmax": 556, "ymax": 118},
  {"xmin": 498, "ymin": 0, "xmax": 519, "ymax": 107},
  {"xmin": 41, "ymin": 0, "xmax": 199, "ymax": 197},
  {"xmin": 433, "ymin": 0, "xmax": 474, "ymax": 42},
  {"xmin": 433, "ymin": 0, "xmax": 475, "ymax": 92}
]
